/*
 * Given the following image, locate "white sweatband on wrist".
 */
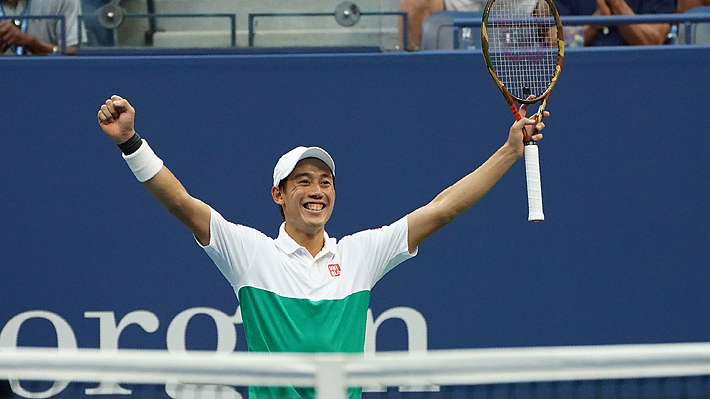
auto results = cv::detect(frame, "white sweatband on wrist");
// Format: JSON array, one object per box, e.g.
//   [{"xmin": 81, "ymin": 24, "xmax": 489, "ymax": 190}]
[{"xmin": 122, "ymin": 139, "xmax": 164, "ymax": 182}]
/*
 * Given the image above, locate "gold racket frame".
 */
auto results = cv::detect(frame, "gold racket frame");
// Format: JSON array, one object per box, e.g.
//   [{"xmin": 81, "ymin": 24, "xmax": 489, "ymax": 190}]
[{"xmin": 481, "ymin": 0, "xmax": 565, "ymax": 105}]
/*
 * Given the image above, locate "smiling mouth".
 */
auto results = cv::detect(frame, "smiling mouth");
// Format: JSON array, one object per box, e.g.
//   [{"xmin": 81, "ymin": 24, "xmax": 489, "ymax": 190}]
[{"xmin": 304, "ymin": 203, "xmax": 325, "ymax": 211}]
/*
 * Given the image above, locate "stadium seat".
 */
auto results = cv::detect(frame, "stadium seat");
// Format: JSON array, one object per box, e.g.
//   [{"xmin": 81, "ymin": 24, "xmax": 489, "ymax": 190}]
[
  {"xmin": 420, "ymin": 11, "xmax": 483, "ymax": 50},
  {"xmin": 109, "ymin": 0, "xmax": 402, "ymax": 49},
  {"xmin": 678, "ymin": 6, "xmax": 710, "ymax": 44}
]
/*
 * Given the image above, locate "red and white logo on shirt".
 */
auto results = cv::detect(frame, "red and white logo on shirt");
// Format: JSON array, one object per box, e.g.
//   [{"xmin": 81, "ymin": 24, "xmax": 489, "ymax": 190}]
[{"xmin": 328, "ymin": 264, "xmax": 341, "ymax": 277}]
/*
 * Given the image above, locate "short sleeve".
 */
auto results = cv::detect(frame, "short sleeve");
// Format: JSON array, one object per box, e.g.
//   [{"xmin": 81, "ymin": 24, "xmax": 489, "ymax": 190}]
[
  {"xmin": 639, "ymin": 0, "xmax": 677, "ymax": 14},
  {"xmin": 552, "ymin": 0, "xmax": 574, "ymax": 15},
  {"xmin": 553, "ymin": 0, "xmax": 598, "ymax": 15},
  {"xmin": 346, "ymin": 215, "xmax": 418, "ymax": 288},
  {"xmin": 57, "ymin": 0, "xmax": 80, "ymax": 47},
  {"xmin": 197, "ymin": 207, "xmax": 266, "ymax": 287}
]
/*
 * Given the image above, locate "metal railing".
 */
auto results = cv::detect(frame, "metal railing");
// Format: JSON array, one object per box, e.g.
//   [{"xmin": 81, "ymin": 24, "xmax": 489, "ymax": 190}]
[
  {"xmin": 77, "ymin": 13, "xmax": 237, "ymax": 47},
  {"xmin": 247, "ymin": 11, "xmax": 409, "ymax": 49}
]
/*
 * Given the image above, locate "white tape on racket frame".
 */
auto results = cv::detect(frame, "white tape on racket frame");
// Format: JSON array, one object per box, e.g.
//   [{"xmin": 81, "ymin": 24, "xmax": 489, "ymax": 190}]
[{"xmin": 524, "ymin": 144, "xmax": 544, "ymax": 222}]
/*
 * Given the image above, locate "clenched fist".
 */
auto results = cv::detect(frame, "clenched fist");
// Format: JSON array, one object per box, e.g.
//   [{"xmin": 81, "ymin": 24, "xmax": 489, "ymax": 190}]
[{"xmin": 97, "ymin": 95, "xmax": 136, "ymax": 145}]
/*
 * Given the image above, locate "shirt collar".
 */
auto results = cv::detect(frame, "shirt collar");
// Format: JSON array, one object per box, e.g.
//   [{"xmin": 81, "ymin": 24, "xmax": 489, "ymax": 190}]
[
  {"xmin": 275, "ymin": 222, "xmax": 337, "ymax": 257},
  {"xmin": 0, "ymin": 0, "xmax": 27, "ymax": 13}
]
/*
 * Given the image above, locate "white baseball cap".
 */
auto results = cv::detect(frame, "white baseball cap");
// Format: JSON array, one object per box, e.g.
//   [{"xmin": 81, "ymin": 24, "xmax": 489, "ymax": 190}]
[{"xmin": 273, "ymin": 146, "xmax": 335, "ymax": 187}]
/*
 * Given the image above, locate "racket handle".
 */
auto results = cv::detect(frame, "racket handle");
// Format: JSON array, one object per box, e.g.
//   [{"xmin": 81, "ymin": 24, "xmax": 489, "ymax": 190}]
[{"xmin": 524, "ymin": 143, "xmax": 544, "ymax": 222}]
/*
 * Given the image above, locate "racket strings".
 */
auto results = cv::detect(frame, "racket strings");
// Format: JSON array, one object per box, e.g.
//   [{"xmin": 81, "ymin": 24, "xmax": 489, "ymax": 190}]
[{"xmin": 487, "ymin": 0, "xmax": 558, "ymax": 101}]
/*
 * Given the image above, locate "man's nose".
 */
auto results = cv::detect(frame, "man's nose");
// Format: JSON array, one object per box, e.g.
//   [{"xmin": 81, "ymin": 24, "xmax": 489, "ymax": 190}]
[{"xmin": 309, "ymin": 186, "xmax": 323, "ymax": 197}]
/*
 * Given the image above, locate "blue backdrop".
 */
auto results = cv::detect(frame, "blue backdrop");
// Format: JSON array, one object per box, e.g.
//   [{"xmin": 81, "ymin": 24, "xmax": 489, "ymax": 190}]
[{"xmin": 1, "ymin": 47, "xmax": 709, "ymax": 371}]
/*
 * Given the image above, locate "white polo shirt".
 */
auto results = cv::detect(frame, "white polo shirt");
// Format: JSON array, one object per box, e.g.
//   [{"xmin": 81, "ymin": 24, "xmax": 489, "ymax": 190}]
[{"xmin": 200, "ymin": 206, "xmax": 417, "ymax": 354}]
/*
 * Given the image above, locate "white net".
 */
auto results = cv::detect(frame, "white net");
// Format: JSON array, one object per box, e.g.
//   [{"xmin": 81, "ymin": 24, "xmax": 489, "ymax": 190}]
[
  {"xmin": 3, "ymin": 343, "xmax": 710, "ymax": 399},
  {"xmin": 486, "ymin": 0, "xmax": 559, "ymax": 100}
]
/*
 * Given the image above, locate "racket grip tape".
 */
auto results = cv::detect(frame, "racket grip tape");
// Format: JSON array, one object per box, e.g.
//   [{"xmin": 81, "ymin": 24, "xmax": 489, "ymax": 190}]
[{"xmin": 524, "ymin": 144, "xmax": 544, "ymax": 222}]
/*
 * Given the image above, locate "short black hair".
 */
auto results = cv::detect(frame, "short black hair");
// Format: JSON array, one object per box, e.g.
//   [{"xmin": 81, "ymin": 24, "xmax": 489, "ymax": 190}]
[{"xmin": 277, "ymin": 178, "xmax": 287, "ymax": 219}]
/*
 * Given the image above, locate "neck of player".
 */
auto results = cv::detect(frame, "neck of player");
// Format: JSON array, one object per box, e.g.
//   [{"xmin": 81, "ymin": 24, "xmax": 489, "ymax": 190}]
[{"xmin": 285, "ymin": 222, "xmax": 325, "ymax": 258}]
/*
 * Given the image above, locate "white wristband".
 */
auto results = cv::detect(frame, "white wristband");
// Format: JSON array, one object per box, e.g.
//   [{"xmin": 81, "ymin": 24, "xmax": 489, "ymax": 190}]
[{"xmin": 122, "ymin": 139, "xmax": 164, "ymax": 182}]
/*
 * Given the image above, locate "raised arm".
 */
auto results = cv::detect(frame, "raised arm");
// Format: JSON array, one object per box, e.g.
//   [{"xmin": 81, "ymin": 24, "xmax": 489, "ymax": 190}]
[
  {"xmin": 97, "ymin": 95, "xmax": 211, "ymax": 245},
  {"xmin": 406, "ymin": 103, "xmax": 546, "ymax": 253}
]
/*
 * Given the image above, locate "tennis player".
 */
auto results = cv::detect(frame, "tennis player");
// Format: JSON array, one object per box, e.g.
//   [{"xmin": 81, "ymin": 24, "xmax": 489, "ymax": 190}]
[{"xmin": 97, "ymin": 95, "xmax": 546, "ymax": 399}]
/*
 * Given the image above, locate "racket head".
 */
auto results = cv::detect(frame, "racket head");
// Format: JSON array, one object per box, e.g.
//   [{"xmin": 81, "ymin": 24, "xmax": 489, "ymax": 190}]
[{"xmin": 481, "ymin": 0, "xmax": 564, "ymax": 104}]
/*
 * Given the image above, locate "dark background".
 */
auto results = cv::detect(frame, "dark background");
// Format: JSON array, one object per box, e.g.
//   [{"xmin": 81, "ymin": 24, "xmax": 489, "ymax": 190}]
[{"xmin": 1, "ymin": 47, "xmax": 708, "ymax": 363}]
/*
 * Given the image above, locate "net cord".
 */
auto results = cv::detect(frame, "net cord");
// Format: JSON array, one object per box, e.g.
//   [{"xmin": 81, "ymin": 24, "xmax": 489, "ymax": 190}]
[{"xmin": 3, "ymin": 343, "xmax": 710, "ymax": 399}]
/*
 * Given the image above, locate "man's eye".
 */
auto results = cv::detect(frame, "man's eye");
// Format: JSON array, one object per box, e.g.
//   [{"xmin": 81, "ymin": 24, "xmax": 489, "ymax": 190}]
[{"xmin": 299, "ymin": 180, "xmax": 310, "ymax": 184}]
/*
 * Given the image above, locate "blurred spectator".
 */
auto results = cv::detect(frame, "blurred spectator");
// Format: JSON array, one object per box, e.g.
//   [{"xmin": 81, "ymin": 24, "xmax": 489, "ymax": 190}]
[
  {"xmin": 0, "ymin": 0, "xmax": 80, "ymax": 55},
  {"xmin": 678, "ymin": 0, "xmax": 710, "ymax": 12},
  {"xmin": 81, "ymin": 0, "xmax": 114, "ymax": 47},
  {"xmin": 399, "ymin": 0, "xmax": 486, "ymax": 49},
  {"xmin": 555, "ymin": 0, "xmax": 677, "ymax": 46}
]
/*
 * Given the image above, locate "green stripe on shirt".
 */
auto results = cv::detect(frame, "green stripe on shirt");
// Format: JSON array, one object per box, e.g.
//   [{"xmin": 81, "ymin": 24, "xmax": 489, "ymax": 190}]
[
  {"xmin": 238, "ymin": 286, "xmax": 370, "ymax": 353},
  {"xmin": 238, "ymin": 287, "xmax": 370, "ymax": 399}
]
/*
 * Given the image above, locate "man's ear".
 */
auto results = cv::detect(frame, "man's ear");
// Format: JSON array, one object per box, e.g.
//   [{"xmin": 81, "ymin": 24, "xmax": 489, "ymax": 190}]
[{"xmin": 271, "ymin": 185, "xmax": 284, "ymax": 205}]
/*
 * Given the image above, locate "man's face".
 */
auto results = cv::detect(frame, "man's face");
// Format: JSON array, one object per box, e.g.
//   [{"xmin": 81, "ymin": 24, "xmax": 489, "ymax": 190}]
[{"xmin": 273, "ymin": 158, "xmax": 335, "ymax": 235}]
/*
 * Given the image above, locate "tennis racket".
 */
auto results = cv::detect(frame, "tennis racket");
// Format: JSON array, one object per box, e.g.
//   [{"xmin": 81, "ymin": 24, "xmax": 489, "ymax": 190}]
[{"xmin": 481, "ymin": 0, "xmax": 564, "ymax": 222}]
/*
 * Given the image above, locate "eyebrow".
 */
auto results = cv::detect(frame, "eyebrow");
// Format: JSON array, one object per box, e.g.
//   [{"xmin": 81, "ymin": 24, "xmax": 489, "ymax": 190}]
[{"xmin": 291, "ymin": 172, "xmax": 333, "ymax": 180}]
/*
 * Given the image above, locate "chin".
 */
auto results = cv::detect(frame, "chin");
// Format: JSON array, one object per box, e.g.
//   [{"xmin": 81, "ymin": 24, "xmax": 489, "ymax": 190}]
[{"xmin": 307, "ymin": 216, "xmax": 331, "ymax": 230}]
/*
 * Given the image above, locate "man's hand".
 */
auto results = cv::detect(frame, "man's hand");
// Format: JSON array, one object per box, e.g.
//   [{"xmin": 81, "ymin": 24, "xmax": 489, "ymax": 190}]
[
  {"xmin": 605, "ymin": 0, "xmax": 633, "ymax": 13},
  {"xmin": 596, "ymin": 0, "xmax": 612, "ymax": 15},
  {"xmin": 97, "ymin": 95, "xmax": 136, "ymax": 145},
  {"xmin": 0, "ymin": 20, "xmax": 71, "ymax": 54},
  {"xmin": 502, "ymin": 102, "xmax": 547, "ymax": 160},
  {"xmin": 0, "ymin": 21, "xmax": 30, "ymax": 53},
  {"xmin": 584, "ymin": 3, "xmax": 611, "ymax": 45}
]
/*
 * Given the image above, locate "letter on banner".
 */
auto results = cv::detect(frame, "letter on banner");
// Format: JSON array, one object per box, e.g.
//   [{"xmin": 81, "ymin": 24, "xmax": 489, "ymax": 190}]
[
  {"xmin": 0, "ymin": 310, "xmax": 78, "ymax": 398},
  {"xmin": 83, "ymin": 311, "xmax": 160, "ymax": 395},
  {"xmin": 165, "ymin": 307, "xmax": 242, "ymax": 399},
  {"xmin": 363, "ymin": 307, "xmax": 438, "ymax": 393}
]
